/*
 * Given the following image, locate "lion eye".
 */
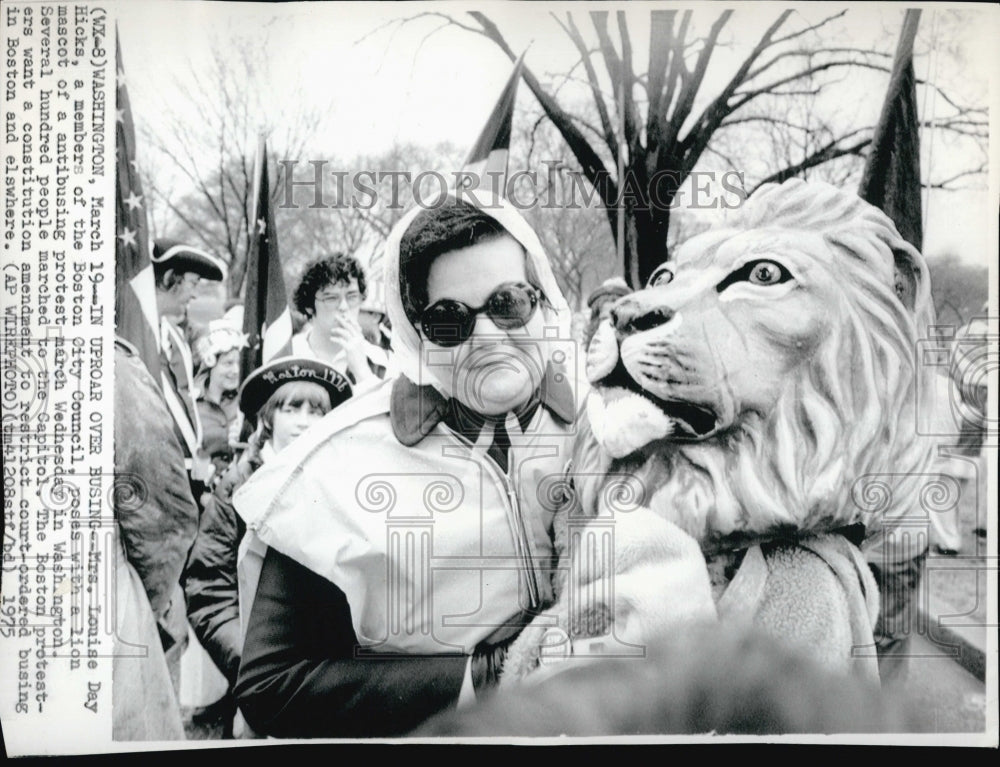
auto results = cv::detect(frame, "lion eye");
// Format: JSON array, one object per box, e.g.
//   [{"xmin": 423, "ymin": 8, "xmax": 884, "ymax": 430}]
[
  {"xmin": 717, "ymin": 259, "xmax": 792, "ymax": 292},
  {"xmin": 748, "ymin": 260, "xmax": 787, "ymax": 285},
  {"xmin": 648, "ymin": 266, "xmax": 675, "ymax": 287}
]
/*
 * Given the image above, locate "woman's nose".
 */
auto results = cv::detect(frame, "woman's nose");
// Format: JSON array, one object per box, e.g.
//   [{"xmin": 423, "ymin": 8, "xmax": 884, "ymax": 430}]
[{"xmin": 468, "ymin": 315, "xmax": 518, "ymax": 345}]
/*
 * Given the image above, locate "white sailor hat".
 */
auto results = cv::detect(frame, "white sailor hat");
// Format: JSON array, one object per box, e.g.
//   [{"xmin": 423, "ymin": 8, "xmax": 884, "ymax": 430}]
[
  {"xmin": 238, "ymin": 356, "xmax": 353, "ymax": 420},
  {"xmin": 152, "ymin": 239, "xmax": 227, "ymax": 282}
]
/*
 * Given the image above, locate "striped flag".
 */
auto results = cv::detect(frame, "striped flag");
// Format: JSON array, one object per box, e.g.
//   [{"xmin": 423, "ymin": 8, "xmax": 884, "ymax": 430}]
[
  {"xmin": 115, "ymin": 31, "xmax": 161, "ymax": 380},
  {"xmin": 460, "ymin": 51, "xmax": 526, "ymax": 198},
  {"xmin": 240, "ymin": 137, "xmax": 293, "ymax": 384},
  {"xmin": 858, "ymin": 9, "xmax": 923, "ymax": 251}
]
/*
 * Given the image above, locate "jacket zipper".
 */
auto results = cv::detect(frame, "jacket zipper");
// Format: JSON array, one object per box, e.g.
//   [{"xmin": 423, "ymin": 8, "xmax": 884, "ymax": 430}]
[
  {"xmin": 498, "ymin": 464, "xmax": 541, "ymax": 609},
  {"xmin": 447, "ymin": 429, "xmax": 541, "ymax": 610}
]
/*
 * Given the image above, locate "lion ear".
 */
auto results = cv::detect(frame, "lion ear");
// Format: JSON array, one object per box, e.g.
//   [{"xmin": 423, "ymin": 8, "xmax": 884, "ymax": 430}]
[{"xmin": 893, "ymin": 248, "xmax": 923, "ymax": 314}]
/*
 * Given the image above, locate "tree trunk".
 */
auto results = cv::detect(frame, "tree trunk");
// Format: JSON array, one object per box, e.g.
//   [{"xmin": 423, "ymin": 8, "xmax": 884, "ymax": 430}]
[{"xmin": 636, "ymin": 202, "xmax": 671, "ymax": 287}]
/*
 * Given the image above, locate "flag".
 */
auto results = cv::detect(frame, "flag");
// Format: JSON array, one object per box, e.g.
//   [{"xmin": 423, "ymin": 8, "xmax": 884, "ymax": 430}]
[
  {"xmin": 240, "ymin": 136, "xmax": 293, "ymax": 385},
  {"xmin": 460, "ymin": 51, "xmax": 526, "ymax": 198},
  {"xmin": 858, "ymin": 9, "xmax": 923, "ymax": 251},
  {"xmin": 115, "ymin": 30, "xmax": 161, "ymax": 380}
]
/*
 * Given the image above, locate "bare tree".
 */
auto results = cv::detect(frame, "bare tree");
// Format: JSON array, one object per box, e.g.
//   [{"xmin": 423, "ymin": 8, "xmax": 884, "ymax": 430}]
[
  {"xmin": 140, "ymin": 26, "xmax": 332, "ymax": 297},
  {"xmin": 513, "ymin": 114, "xmax": 616, "ymax": 309},
  {"xmin": 388, "ymin": 8, "xmax": 987, "ymax": 287}
]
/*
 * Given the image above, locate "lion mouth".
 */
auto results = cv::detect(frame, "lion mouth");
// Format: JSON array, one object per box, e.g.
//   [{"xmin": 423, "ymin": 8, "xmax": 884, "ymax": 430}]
[{"xmin": 597, "ymin": 361, "xmax": 718, "ymax": 440}]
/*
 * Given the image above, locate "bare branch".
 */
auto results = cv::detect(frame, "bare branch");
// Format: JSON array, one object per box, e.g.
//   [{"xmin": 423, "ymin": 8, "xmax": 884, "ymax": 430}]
[
  {"xmin": 732, "ymin": 58, "xmax": 887, "ymax": 109},
  {"xmin": 661, "ymin": 10, "xmax": 733, "ymax": 153},
  {"xmin": 925, "ymin": 162, "xmax": 989, "ymax": 190},
  {"xmin": 769, "ymin": 9, "xmax": 848, "ymax": 47},
  {"xmin": 646, "ymin": 9, "xmax": 675, "ymax": 142},
  {"xmin": 749, "ymin": 135, "xmax": 872, "ymax": 193},
  {"xmin": 660, "ymin": 11, "xmax": 691, "ymax": 126},
  {"xmin": 746, "ymin": 46, "xmax": 892, "ymax": 82},
  {"xmin": 675, "ymin": 10, "xmax": 789, "ymax": 172},
  {"xmin": 467, "ymin": 11, "xmax": 617, "ymax": 218},
  {"xmin": 559, "ymin": 12, "xmax": 618, "ymax": 163},
  {"xmin": 616, "ymin": 10, "xmax": 640, "ymax": 157},
  {"xmin": 352, "ymin": 16, "xmax": 405, "ymax": 47},
  {"xmin": 704, "ymin": 144, "xmax": 740, "ymax": 171}
]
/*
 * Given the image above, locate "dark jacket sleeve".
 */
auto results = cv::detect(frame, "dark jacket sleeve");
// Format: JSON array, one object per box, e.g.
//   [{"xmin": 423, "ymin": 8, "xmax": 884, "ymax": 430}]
[
  {"xmin": 234, "ymin": 546, "xmax": 467, "ymax": 738},
  {"xmin": 114, "ymin": 344, "xmax": 199, "ymax": 650},
  {"xmin": 182, "ymin": 459, "xmax": 249, "ymax": 686}
]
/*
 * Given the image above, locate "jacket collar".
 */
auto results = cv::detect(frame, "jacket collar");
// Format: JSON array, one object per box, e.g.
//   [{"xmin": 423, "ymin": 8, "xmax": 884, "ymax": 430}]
[{"xmin": 390, "ymin": 362, "xmax": 576, "ymax": 447}]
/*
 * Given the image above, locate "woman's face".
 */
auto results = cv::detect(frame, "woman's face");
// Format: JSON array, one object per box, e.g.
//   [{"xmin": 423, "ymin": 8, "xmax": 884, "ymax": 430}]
[
  {"xmin": 210, "ymin": 349, "xmax": 241, "ymax": 392},
  {"xmin": 270, "ymin": 401, "xmax": 325, "ymax": 453},
  {"xmin": 424, "ymin": 234, "xmax": 546, "ymax": 416}
]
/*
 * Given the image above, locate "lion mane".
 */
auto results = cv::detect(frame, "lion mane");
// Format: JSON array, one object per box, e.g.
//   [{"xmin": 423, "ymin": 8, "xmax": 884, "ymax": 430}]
[{"xmin": 573, "ymin": 179, "xmax": 938, "ymax": 553}]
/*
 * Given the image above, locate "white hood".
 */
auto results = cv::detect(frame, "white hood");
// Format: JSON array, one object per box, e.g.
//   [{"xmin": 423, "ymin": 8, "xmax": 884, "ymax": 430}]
[{"xmin": 382, "ymin": 191, "xmax": 573, "ymax": 395}]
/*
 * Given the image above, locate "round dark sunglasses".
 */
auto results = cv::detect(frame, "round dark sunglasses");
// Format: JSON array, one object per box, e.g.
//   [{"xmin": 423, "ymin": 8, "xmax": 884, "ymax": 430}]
[{"xmin": 420, "ymin": 281, "xmax": 540, "ymax": 347}]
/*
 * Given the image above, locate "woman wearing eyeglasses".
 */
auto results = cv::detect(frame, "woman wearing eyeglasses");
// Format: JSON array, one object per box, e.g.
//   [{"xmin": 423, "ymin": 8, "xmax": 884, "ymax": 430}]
[
  {"xmin": 232, "ymin": 195, "xmax": 580, "ymax": 738},
  {"xmin": 291, "ymin": 253, "xmax": 389, "ymax": 393}
]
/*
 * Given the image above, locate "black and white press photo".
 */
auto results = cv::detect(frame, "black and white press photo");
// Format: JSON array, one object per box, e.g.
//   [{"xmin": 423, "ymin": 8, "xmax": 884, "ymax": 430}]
[{"xmin": 1, "ymin": 0, "xmax": 996, "ymax": 752}]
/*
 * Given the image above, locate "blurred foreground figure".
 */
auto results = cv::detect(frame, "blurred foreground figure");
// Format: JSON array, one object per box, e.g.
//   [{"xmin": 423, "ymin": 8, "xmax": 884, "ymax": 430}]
[
  {"xmin": 418, "ymin": 626, "xmax": 911, "ymax": 737},
  {"xmin": 113, "ymin": 337, "xmax": 200, "ymax": 740}
]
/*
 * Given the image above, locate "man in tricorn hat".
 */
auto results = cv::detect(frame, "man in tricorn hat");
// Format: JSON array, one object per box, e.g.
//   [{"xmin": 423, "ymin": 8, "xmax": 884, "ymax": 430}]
[{"xmin": 152, "ymin": 238, "xmax": 227, "ymax": 481}]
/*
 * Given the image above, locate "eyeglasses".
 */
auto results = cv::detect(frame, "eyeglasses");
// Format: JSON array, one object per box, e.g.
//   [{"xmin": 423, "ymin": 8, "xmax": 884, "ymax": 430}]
[
  {"xmin": 316, "ymin": 291, "xmax": 363, "ymax": 309},
  {"xmin": 420, "ymin": 281, "xmax": 540, "ymax": 348}
]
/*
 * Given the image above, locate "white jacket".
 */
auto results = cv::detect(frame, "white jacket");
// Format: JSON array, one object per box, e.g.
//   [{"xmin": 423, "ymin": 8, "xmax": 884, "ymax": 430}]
[{"xmin": 233, "ymin": 192, "xmax": 582, "ymax": 654}]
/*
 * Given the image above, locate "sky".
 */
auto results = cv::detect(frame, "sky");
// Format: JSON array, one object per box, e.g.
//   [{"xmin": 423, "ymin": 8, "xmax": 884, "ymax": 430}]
[{"xmin": 116, "ymin": 0, "xmax": 998, "ymax": 269}]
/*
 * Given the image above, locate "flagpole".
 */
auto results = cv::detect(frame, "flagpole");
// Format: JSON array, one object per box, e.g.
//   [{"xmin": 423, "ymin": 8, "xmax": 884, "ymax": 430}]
[
  {"xmin": 248, "ymin": 131, "xmax": 265, "ymax": 276},
  {"xmin": 504, "ymin": 43, "xmax": 532, "ymax": 185},
  {"xmin": 240, "ymin": 133, "xmax": 265, "ymax": 382},
  {"xmin": 920, "ymin": 11, "xmax": 939, "ymax": 238},
  {"xmin": 616, "ymin": 61, "xmax": 626, "ymax": 283}
]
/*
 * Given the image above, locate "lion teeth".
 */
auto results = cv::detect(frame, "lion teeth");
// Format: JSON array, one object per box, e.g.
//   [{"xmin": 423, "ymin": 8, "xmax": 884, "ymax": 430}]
[
  {"xmin": 593, "ymin": 390, "xmax": 675, "ymax": 459},
  {"xmin": 585, "ymin": 320, "xmax": 619, "ymax": 382}
]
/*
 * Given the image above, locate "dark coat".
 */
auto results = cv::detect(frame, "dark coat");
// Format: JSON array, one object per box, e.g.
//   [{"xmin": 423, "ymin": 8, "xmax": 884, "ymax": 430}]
[
  {"xmin": 115, "ymin": 339, "xmax": 199, "ymax": 652},
  {"xmin": 182, "ymin": 443, "xmax": 262, "ymax": 685},
  {"xmin": 234, "ymin": 546, "xmax": 467, "ymax": 738}
]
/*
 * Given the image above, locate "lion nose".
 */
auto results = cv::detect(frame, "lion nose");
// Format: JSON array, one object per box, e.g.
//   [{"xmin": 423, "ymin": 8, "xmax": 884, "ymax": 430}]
[{"xmin": 612, "ymin": 300, "xmax": 675, "ymax": 334}]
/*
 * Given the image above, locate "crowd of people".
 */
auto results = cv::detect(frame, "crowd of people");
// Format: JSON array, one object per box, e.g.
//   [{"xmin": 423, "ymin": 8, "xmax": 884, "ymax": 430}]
[
  {"xmin": 111, "ymin": 192, "xmax": 989, "ymax": 741},
  {"xmin": 113, "ymin": 243, "xmax": 395, "ymax": 738}
]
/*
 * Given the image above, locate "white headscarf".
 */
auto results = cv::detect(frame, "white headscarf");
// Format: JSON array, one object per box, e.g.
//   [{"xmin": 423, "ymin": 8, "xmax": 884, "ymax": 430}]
[{"xmin": 382, "ymin": 191, "xmax": 573, "ymax": 396}]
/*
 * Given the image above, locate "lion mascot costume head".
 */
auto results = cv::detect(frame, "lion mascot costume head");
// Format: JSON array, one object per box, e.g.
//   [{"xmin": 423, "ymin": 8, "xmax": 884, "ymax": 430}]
[{"xmin": 503, "ymin": 179, "xmax": 937, "ymax": 688}]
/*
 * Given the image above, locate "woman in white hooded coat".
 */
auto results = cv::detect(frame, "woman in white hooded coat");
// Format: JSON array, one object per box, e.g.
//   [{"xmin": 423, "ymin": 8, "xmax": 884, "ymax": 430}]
[{"xmin": 232, "ymin": 194, "xmax": 584, "ymax": 737}]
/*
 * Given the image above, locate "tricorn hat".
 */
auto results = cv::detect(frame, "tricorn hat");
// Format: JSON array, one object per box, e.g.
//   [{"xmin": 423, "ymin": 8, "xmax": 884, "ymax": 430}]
[
  {"xmin": 152, "ymin": 239, "xmax": 227, "ymax": 282},
  {"xmin": 238, "ymin": 356, "xmax": 352, "ymax": 419}
]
